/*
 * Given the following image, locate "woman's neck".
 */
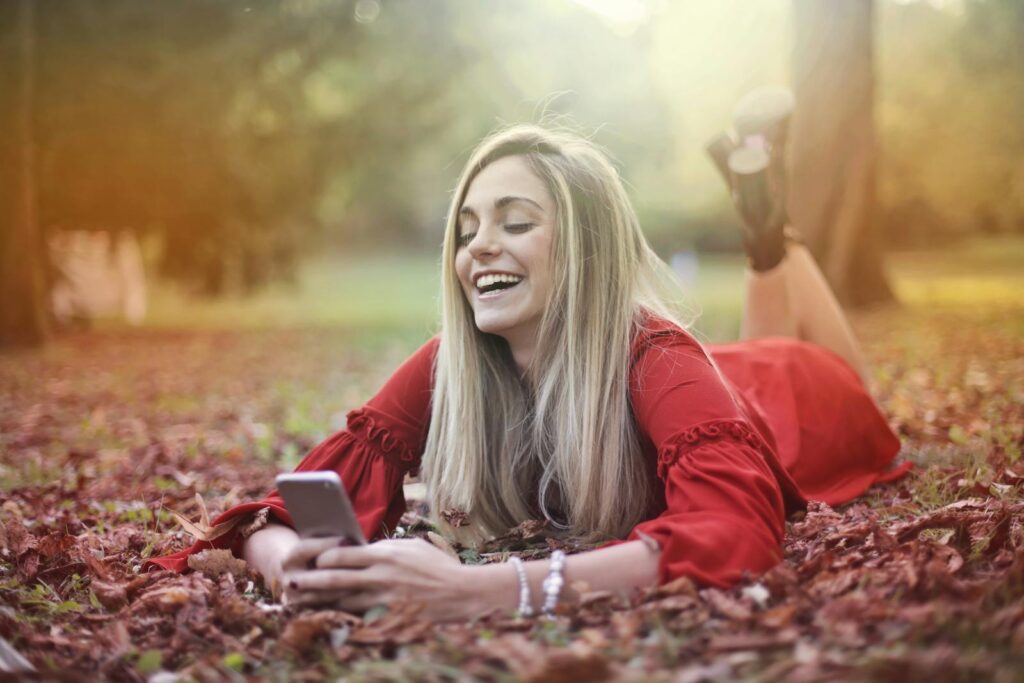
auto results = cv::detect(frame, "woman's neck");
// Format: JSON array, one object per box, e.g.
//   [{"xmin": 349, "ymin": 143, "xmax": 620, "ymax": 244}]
[{"xmin": 500, "ymin": 324, "xmax": 539, "ymax": 377}]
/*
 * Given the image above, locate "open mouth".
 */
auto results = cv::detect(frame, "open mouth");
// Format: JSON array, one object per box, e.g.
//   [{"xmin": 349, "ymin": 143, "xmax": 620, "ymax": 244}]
[{"xmin": 475, "ymin": 273, "xmax": 524, "ymax": 298}]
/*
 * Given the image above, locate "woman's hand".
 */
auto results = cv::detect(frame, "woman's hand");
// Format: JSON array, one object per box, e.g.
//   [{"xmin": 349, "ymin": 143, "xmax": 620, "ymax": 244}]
[
  {"xmin": 281, "ymin": 537, "xmax": 488, "ymax": 622},
  {"xmin": 241, "ymin": 523, "xmax": 300, "ymax": 601}
]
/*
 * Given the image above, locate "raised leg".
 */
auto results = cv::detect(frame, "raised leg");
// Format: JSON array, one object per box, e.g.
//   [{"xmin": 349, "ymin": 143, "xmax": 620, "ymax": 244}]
[
  {"xmin": 741, "ymin": 240, "xmax": 868, "ymax": 383},
  {"xmin": 711, "ymin": 86, "xmax": 868, "ymax": 383},
  {"xmin": 740, "ymin": 252, "xmax": 797, "ymax": 340}
]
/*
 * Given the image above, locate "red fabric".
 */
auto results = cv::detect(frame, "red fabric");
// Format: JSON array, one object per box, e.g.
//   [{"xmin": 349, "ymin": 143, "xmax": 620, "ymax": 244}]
[
  {"xmin": 147, "ymin": 314, "xmax": 909, "ymax": 588},
  {"xmin": 600, "ymin": 315, "xmax": 908, "ymax": 586},
  {"xmin": 144, "ymin": 336, "xmax": 438, "ymax": 574},
  {"xmin": 709, "ymin": 336, "xmax": 910, "ymax": 503}
]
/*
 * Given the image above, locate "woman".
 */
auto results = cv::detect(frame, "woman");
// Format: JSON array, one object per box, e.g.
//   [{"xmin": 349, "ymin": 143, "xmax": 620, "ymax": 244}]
[{"xmin": 147, "ymin": 123, "xmax": 908, "ymax": 622}]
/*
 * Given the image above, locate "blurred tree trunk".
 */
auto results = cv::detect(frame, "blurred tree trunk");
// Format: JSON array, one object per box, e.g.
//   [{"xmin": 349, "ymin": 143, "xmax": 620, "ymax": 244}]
[
  {"xmin": 790, "ymin": 0, "xmax": 894, "ymax": 307},
  {"xmin": 0, "ymin": 0, "xmax": 49, "ymax": 347}
]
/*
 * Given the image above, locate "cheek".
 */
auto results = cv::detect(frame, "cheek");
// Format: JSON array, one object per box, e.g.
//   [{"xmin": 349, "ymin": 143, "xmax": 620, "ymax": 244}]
[
  {"xmin": 531, "ymin": 241, "xmax": 555, "ymax": 296},
  {"xmin": 454, "ymin": 252, "xmax": 472, "ymax": 291}
]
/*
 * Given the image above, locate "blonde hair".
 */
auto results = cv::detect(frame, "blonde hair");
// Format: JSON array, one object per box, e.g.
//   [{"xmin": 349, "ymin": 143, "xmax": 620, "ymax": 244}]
[{"xmin": 422, "ymin": 123, "xmax": 691, "ymax": 546}]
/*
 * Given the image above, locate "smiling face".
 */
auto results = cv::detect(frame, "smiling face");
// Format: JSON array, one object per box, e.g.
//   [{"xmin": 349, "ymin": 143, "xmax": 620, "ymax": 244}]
[{"xmin": 454, "ymin": 155, "xmax": 556, "ymax": 353}]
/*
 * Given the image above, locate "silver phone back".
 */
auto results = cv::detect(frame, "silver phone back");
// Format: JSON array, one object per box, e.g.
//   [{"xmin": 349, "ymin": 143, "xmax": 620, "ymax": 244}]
[{"xmin": 275, "ymin": 471, "xmax": 367, "ymax": 544}]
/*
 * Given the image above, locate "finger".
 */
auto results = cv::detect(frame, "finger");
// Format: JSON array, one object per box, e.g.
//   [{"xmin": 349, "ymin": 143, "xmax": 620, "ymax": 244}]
[
  {"xmin": 288, "ymin": 568, "xmax": 377, "ymax": 593},
  {"xmin": 282, "ymin": 537, "xmax": 345, "ymax": 571},
  {"xmin": 315, "ymin": 545, "xmax": 378, "ymax": 570}
]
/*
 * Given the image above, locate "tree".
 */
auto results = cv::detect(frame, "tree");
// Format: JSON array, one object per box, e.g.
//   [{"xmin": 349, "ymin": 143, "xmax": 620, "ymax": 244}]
[
  {"xmin": 0, "ymin": 0, "xmax": 49, "ymax": 347},
  {"xmin": 790, "ymin": 0, "xmax": 894, "ymax": 307},
  {"xmin": 33, "ymin": 0, "xmax": 468, "ymax": 296}
]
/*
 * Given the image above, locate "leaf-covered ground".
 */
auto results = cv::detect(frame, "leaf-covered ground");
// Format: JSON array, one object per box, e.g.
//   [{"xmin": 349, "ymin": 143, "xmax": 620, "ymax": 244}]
[{"xmin": 1, "ymin": 296, "xmax": 1023, "ymax": 681}]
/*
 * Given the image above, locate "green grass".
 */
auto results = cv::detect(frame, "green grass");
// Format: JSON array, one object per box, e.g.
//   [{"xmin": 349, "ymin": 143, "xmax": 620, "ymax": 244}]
[
  {"xmin": 140, "ymin": 248, "xmax": 751, "ymax": 341},
  {"xmin": 136, "ymin": 235, "xmax": 1021, "ymax": 339},
  {"xmin": 144, "ymin": 252, "xmax": 442, "ymax": 334}
]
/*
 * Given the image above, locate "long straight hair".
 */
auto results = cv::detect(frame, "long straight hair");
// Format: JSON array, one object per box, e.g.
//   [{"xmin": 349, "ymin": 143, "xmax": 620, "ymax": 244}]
[{"xmin": 421, "ymin": 124, "xmax": 691, "ymax": 546}]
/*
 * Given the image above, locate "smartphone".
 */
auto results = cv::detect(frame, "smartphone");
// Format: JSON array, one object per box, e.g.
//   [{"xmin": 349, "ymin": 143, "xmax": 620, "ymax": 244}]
[{"xmin": 275, "ymin": 471, "xmax": 367, "ymax": 544}]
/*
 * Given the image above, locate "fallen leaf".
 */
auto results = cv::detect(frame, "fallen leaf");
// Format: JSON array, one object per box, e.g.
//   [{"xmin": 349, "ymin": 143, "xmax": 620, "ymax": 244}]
[
  {"xmin": 91, "ymin": 580, "xmax": 128, "ymax": 611},
  {"xmin": 187, "ymin": 549, "xmax": 249, "ymax": 579}
]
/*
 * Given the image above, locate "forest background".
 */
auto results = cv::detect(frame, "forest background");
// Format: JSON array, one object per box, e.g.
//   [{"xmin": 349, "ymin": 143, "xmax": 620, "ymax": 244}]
[{"xmin": 1, "ymin": 0, "xmax": 1023, "ymax": 337}]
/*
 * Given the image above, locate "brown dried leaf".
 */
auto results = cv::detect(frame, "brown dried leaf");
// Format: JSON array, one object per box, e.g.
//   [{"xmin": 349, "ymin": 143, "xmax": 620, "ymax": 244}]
[
  {"xmin": 758, "ymin": 602, "xmax": 798, "ymax": 629},
  {"xmin": 656, "ymin": 575, "xmax": 698, "ymax": 598},
  {"xmin": 348, "ymin": 602, "xmax": 432, "ymax": 644},
  {"xmin": 187, "ymin": 548, "xmax": 249, "ymax": 579},
  {"xmin": 91, "ymin": 580, "xmax": 128, "ymax": 611},
  {"xmin": 96, "ymin": 621, "xmax": 131, "ymax": 660},
  {"xmin": 475, "ymin": 634, "xmax": 542, "ymax": 677},
  {"xmin": 508, "ymin": 519, "xmax": 549, "ymax": 539},
  {"xmin": 156, "ymin": 586, "xmax": 192, "ymax": 607},
  {"xmin": 36, "ymin": 530, "xmax": 75, "ymax": 559},
  {"xmin": 82, "ymin": 552, "xmax": 114, "ymax": 582},
  {"xmin": 707, "ymin": 629, "xmax": 797, "ymax": 652},
  {"xmin": 169, "ymin": 508, "xmax": 241, "ymax": 543},
  {"xmin": 440, "ymin": 508, "xmax": 469, "ymax": 528},
  {"xmin": 238, "ymin": 507, "xmax": 270, "ymax": 539},
  {"xmin": 523, "ymin": 645, "xmax": 613, "ymax": 683},
  {"xmin": 280, "ymin": 612, "xmax": 336, "ymax": 654},
  {"xmin": 479, "ymin": 519, "xmax": 552, "ymax": 552},
  {"xmin": 16, "ymin": 551, "xmax": 41, "ymax": 581},
  {"xmin": 702, "ymin": 588, "xmax": 753, "ymax": 621},
  {"xmin": 0, "ymin": 517, "xmax": 35, "ymax": 556},
  {"xmin": 131, "ymin": 583, "xmax": 198, "ymax": 615},
  {"xmin": 212, "ymin": 575, "xmax": 266, "ymax": 631}
]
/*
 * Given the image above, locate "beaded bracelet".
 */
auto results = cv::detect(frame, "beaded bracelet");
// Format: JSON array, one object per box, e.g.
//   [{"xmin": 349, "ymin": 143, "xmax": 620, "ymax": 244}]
[
  {"xmin": 541, "ymin": 549, "xmax": 566, "ymax": 618},
  {"xmin": 509, "ymin": 556, "xmax": 534, "ymax": 617}
]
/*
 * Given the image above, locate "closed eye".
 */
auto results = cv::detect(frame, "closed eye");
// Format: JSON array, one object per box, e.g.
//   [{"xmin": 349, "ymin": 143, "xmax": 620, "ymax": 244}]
[{"xmin": 456, "ymin": 223, "xmax": 535, "ymax": 249}]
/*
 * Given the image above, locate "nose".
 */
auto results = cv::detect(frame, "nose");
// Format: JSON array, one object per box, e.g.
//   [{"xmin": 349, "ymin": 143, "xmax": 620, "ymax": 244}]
[{"xmin": 467, "ymin": 223, "xmax": 502, "ymax": 259}]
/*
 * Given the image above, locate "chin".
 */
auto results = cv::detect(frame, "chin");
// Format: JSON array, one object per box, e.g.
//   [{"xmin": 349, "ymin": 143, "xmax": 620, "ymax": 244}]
[{"xmin": 473, "ymin": 314, "xmax": 515, "ymax": 336}]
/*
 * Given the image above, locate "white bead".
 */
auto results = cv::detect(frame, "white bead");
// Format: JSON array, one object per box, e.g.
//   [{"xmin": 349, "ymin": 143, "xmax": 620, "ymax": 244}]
[
  {"xmin": 541, "ymin": 550, "xmax": 568, "ymax": 618},
  {"xmin": 510, "ymin": 556, "xmax": 534, "ymax": 617}
]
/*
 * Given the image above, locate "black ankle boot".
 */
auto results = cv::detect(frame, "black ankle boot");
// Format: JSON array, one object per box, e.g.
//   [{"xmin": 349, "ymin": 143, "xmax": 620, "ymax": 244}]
[{"xmin": 705, "ymin": 86, "xmax": 801, "ymax": 272}]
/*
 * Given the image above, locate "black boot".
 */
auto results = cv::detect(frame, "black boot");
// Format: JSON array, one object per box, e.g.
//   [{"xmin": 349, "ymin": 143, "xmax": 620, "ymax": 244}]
[{"xmin": 705, "ymin": 86, "xmax": 801, "ymax": 272}]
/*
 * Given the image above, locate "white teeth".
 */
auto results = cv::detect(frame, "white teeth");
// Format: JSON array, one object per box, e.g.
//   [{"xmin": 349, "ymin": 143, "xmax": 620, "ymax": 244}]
[{"xmin": 475, "ymin": 273, "xmax": 524, "ymax": 290}]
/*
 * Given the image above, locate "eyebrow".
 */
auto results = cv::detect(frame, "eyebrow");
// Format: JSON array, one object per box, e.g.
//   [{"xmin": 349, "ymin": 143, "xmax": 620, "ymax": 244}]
[{"xmin": 458, "ymin": 195, "xmax": 544, "ymax": 220}]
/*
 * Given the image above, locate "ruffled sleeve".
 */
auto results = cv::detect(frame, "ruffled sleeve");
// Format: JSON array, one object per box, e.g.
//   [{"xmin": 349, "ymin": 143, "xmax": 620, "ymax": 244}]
[
  {"xmin": 602, "ymin": 315, "xmax": 805, "ymax": 588},
  {"xmin": 145, "ymin": 335, "xmax": 439, "ymax": 574},
  {"xmin": 619, "ymin": 420, "xmax": 791, "ymax": 587}
]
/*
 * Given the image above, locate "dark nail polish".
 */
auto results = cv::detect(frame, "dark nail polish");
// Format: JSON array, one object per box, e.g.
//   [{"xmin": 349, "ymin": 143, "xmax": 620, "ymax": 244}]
[
  {"xmin": 338, "ymin": 538, "xmax": 352, "ymax": 547},
  {"xmin": 289, "ymin": 580, "xmax": 298, "ymax": 589}
]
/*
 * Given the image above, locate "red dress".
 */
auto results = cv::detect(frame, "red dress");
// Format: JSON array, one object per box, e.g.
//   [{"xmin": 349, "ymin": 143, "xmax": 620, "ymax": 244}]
[{"xmin": 147, "ymin": 315, "xmax": 909, "ymax": 587}]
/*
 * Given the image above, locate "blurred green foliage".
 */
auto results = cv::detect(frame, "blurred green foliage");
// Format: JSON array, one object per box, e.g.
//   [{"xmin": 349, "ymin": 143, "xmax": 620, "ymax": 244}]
[
  {"xmin": 33, "ymin": 0, "xmax": 1024, "ymax": 296},
  {"xmin": 37, "ymin": 0, "xmax": 468, "ymax": 294},
  {"xmin": 142, "ymin": 233, "xmax": 1024, "ymax": 346}
]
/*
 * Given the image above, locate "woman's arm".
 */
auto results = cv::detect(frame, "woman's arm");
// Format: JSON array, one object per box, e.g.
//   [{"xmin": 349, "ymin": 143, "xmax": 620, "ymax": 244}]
[
  {"xmin": 286, "ymin": 535, "xmax": 660, "ymax": 621},
  {"xmin": 146, "ymin": 337, "xmax": 439, "ymax": 577},
  {"xmin": 242, "ymin": 523, "xmax": 300, "ymax": 599},
  {"xmin": 463, "ymin": 539, "xmax": 660, "ymax": 614}
]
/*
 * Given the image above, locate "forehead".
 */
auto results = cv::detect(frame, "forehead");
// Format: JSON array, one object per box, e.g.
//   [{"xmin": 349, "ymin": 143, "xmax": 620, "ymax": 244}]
[{"xmin": 461, "ymin": 155, "xmax": 552, "ymax": 214}]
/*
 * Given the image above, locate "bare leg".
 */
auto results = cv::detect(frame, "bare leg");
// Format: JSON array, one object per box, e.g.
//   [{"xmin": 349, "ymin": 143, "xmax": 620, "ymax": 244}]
[
  {"xmin": 740, "ymin": 255, "xmax": 798, "ymax": 340},
  {"xmin": 742, "ymin": 239, "xmax": 868, "ymax": 383}
]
